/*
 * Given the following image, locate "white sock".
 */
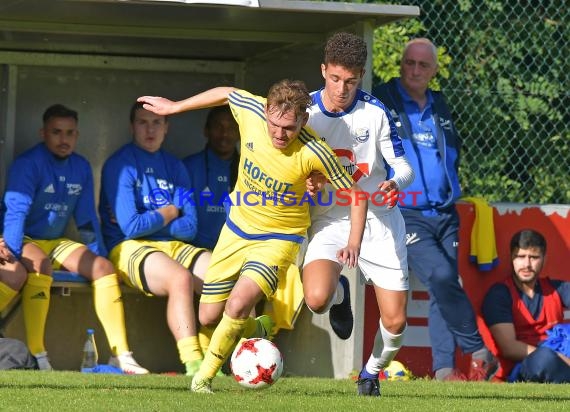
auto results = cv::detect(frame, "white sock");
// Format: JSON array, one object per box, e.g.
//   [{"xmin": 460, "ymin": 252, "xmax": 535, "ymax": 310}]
[
  {"xmin": 364, "ymin": 320, "xmax": 406, "ymax": 374},
  {"xmin": 333, "ymin": 281, "xmax": 344, "ymax": 305}
]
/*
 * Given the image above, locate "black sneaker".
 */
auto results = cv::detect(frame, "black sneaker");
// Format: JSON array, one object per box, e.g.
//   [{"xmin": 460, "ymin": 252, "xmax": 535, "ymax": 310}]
[
  {"xmin": 356, "ymin": 376, "xmax": 381, "ymax": 396},
  {"xmin": 329, "ymin": 274, "xmax": 353, "ymax": 340}
]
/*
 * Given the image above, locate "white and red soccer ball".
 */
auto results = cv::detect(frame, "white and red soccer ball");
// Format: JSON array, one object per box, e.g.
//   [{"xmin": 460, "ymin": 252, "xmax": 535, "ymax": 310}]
[{"xmin": 230, "ymin": 338, "xmax": 283, "ymax": 389}]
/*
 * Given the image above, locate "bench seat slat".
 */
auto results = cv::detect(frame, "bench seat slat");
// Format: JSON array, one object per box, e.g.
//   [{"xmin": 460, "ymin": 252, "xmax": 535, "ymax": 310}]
[{"xmin": 52, "ymin": 270, "xmax": 88, "ymax": 284}]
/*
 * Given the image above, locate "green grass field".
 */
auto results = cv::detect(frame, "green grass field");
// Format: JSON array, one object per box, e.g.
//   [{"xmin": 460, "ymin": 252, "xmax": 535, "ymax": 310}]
[{"xmin": 0, "ymin": 371, "xmax": 569, "ymax": 411}]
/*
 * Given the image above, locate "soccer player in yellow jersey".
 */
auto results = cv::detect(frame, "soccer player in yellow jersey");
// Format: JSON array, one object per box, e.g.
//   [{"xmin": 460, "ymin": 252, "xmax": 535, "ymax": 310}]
[{"xmin": 138, "ymin": 79, "xmax": 367, "ymax": 393}]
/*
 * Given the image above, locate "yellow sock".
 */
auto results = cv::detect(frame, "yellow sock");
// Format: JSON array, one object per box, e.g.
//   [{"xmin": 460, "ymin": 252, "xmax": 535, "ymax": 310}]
[
  {"xmin": 198, "ymin": 325, "xmax": 215, "ymax": 354},
  {"xmin": 200, "ymin": 313, "xmax": 247, "ymax": 379},
  {"xmin": 0, "ymin": 281, "xmax": 19, "ymax": 312},
  {"xmin": 177, "ymin": 336, "xmax": 203, "ymax": 364},
  {"xmin": 93, "ymin": 274, "xmax": 129, "ymax": 355},
  {"xmin": 22, "ymin": 273, "xmax": 52, "ymax": 355}
]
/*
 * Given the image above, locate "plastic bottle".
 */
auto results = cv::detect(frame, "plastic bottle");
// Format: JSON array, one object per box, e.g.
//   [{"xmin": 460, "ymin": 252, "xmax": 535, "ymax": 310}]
[{"xmin": 81, "ymin": 328, "xmax": 98, "ymax": 372}]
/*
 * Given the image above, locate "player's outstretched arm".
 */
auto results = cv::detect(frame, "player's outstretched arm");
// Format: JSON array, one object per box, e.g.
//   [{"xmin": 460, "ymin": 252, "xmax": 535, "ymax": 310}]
[
  {"xmin": 138, "ymin": 87, "xmax": 238, "ymax": 116},
  {"xmin": 336, "ymin": 183, "xmax": 367, "ymax": 268}
]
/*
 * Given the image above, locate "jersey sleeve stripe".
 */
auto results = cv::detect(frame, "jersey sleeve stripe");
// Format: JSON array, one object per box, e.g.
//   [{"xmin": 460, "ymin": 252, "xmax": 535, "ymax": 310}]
[
  {"xmin": 387, "ymin": 116, "xmax": 405, "ymax": 157},
  {"xmin": 298, "ymin": 129, "xmax": 352, "ymax": 189},
  {"xmin": 229, "ymin": 91, "xmax": 266, "ymax": 121},
  {"xmin": 364, "ymin": 90, "xmax": 406, "ymax": 157}
]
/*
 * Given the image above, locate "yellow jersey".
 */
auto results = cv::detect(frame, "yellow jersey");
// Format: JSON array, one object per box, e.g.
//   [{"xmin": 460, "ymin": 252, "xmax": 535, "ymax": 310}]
[{"xmin": 226, "ymin": 89, "xmax": 352, "ymax": 241}]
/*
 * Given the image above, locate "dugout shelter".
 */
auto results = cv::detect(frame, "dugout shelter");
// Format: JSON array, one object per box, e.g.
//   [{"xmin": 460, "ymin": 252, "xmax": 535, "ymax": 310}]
[{"xmin": 0, "ymin": 0, "xmax": 419, "ymax": 377}]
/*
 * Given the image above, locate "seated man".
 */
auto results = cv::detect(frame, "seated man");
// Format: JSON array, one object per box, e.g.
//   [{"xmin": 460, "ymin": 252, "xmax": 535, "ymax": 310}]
[
  {"xmin": 183, "ymin": 105, "xmax": 240, "ymax": 250},
  {"xmin": 482, "ymin": 229, "xmax": 570, "ymax": 383},
  {"xmin": 99, "ymin": 102, "xmax": 212, "ymax": 377},
  {"xmin": 1, "ymin": 104, "xmax": 147, "ymax": 373}
]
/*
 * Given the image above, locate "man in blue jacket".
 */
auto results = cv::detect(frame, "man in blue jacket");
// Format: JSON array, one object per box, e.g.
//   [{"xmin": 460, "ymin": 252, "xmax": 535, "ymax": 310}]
[
  {"xmin": 99, "ymin": 102, "xmax": 214, "ymax": 377},
  {"xmin": 183, "ymin": 105, "xmax": 240, "ymax": 250},
  {"xmin": 1, "ymin": 104, "xmax": 147, "ymax": 373},
  {"xmin": 373, "ymin": 38, "xmax": 496, "ymax": 381}
]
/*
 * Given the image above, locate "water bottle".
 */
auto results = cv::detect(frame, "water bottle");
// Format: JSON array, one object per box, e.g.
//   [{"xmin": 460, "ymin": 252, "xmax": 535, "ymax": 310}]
[{"xmin": 81, "ymin": 328, "xmax": 98, "ymax": 372}]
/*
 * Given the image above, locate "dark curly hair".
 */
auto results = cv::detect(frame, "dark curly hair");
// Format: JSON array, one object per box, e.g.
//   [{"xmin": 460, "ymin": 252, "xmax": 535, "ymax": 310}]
[{"xmin": 324, "ymin": 32, "xmax": 367, "ymax": 69}]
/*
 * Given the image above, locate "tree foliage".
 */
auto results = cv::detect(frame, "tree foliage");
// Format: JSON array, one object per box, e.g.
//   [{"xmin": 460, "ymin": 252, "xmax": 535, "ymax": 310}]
[{"xmin": 327, "ymin": 0, "xmax": 569, "ymax": 204}]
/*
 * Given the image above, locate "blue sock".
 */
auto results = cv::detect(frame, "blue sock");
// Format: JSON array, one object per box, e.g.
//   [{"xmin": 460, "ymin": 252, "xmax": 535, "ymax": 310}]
[{"xmin": 359, "ymin": 367, "xmax": 378, "ymax": 380}]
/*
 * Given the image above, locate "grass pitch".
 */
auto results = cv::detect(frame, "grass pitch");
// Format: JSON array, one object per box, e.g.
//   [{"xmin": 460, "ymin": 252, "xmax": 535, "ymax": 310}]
[{"xmin": 0, "ymin": 370, "xmax": 569, "ymax": 411}]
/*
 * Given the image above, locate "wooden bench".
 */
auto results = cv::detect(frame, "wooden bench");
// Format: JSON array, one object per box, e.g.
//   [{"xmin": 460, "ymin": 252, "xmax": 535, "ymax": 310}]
[
  {"xmin": 0, "ymin": 271, "xmax": 90, "ymax": 334},
  {"xmin": 0, "ymin": 270, "xmax": 181, "ymax": 372}
]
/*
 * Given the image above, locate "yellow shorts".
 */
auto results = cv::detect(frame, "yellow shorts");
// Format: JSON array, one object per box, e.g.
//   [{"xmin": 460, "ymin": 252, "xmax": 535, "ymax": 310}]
[
  {"xmin": 200, "ymin": 225, "xmax": 301, "ymax": 304},
  {"xmin": 24, "ymin": 237, "xmax": 83, "ymax": 270},
  {"xmin": 109, "ymin": 239, "xmax": 206, "ymax": 296},
  {"xmin": 260, "ymin": 263, "xmax": 305, "ymax": 333}
]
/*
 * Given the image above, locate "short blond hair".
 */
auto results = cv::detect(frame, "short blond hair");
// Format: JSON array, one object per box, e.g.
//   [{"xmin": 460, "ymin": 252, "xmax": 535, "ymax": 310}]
[{"xmin": 266, "ymin": 79, "xmax": 311, "ymax": 121}]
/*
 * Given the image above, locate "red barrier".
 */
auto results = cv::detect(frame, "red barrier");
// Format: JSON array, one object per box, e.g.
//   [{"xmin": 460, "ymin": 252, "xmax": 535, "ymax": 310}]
[{"xmin": 362, "ymin": 202, "xmax": 570, "ymax": 378}]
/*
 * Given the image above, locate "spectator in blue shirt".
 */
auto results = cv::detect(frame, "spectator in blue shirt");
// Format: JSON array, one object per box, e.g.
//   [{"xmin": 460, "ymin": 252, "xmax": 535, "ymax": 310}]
[{"xmin": 374, "ymin": 38, "xmax": 496, "ymax": 381}]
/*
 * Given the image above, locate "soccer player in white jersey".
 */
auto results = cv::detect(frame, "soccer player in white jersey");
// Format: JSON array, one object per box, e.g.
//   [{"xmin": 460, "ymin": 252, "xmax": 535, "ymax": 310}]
[{"xmin": 303, "ymin": 32, "xmax": 415, "ymax": 396}]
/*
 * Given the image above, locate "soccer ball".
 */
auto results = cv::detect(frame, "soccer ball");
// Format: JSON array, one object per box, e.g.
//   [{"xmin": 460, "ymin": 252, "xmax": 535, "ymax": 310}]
[
  {"xmin": 230, "ymin": 338, "xmax": 283, "ymax": 389},
  {"xmin": 382, "ymin": 360, "xmax": 413, "ymax": 381}
]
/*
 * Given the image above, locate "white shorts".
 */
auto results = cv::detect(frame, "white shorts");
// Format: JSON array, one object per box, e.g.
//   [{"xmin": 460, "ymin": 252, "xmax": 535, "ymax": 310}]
[{"xmin": 303, "ymin": 208, "xmax": 409, "ymax": 291}]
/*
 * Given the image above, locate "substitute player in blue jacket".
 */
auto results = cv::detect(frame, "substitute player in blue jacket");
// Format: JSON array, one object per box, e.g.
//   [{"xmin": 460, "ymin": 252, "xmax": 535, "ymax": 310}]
[
  {"xmin": 0, "ymin": 104, "xmax": 147, "ymax": 373},
  {"xmin": 99, "ymin": 101, "xmax": 212, "ymax": 377},
  {"xmin": 183, "ymin": 105, "xmax": 240, "ymax": 249}
]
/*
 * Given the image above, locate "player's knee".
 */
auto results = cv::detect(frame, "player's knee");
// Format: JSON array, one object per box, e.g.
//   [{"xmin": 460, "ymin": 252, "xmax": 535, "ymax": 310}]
[
  {"xmin": 224, "ymin": 296, "xmax": 254, "ymax": 319},
  {"xmin": 380, "ymin": 315, "xmax": 407, "ymax": 334},
  {"xmin": 13, "ymin": 265, "xmax": 28, "ymax": 289},
  {"xmin": 22, "ymin": 255, "xmax": 51, "ymax": 275},
  {"xmin": 430, "ymin": 265, "xmax": 457, "ymax": 287},
  {"xmin": 521, "ymin": 346, "xmax": 559, "ymax": 380},
  {"xmin": 198, "ymin": 309, "xmax": 221, "ymax": 327},
  {"xmin": 91, "ymin": 256, "xmax": 116, "ymax": 278},
  {"xmin": 164, "ymin": 269, "xmax": 194, "ymax": 296},
  {"xmin": 304, "ymin": 290, "xmax": 330, "ymax": 314},
  {"xmin": 3, "ymin": 263, "xmax": 28, "ymax": 290}
]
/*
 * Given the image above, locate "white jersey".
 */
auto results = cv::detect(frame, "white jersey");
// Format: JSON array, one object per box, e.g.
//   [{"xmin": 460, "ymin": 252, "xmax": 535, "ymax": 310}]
[{"xmin": 307, "ymin": 88, "xmax": 414, "ymax": 218}]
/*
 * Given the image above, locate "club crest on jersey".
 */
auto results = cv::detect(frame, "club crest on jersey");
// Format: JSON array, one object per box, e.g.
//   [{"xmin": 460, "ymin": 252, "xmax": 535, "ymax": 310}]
[
  {"xmin": 354, "ymin": 127, "xmax": 369, "ymax": 143},
  {"xmin": 245, "ymin": 142, "xmax": 254, "ymax": 152}
]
